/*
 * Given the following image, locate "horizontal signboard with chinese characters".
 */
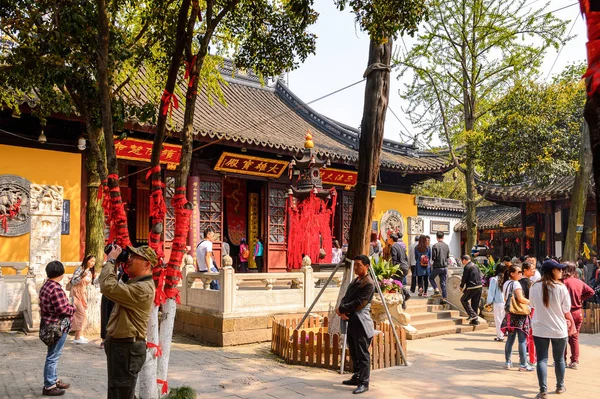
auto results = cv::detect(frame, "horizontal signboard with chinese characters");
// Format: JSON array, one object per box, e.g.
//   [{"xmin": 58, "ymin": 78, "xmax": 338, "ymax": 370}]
[
  {"xmin": 114, "ymin": 137, "xmax": 182, "ymax": 170},
  {"xmin": 320, "ymin": 168, "xmax": 357, "ymax": 187},
  {"xmin": 214, "ymin": 152, "xmax": 288, "ymax": 178}
]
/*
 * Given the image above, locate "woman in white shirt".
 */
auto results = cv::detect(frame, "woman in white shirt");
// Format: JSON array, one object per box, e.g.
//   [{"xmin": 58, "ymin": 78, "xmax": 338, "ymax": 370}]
[
  {"xmin": 529, "ymin": 260, "xmax": 576, "ymax": 399},
  {"xmin": 486, "ymin": 263, "xmax": 506, "ymax": 341},
  {"xmin": 331, "ymin": 240, "xmax": 342, "ymax": 264}
]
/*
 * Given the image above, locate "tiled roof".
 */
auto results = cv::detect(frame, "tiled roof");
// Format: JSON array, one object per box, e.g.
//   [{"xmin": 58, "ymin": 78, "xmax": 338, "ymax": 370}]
[
  {"xmin": 477, "ymin": 176, "xmax": 595, "ymax": 202},
  {"xmin": 454, "ymin": 206, "xmax": 521, "ymax": 232},
  {"xmin": 122, "ymin": 67, "xmax": 454, "ymax": 174},
  {"xmin": 416, "ymin": 196, "xmax": 465, "ymax": 212}
]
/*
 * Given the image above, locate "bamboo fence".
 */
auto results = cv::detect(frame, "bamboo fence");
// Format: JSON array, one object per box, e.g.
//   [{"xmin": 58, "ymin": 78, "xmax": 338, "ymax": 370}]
[
  {"xmin": 271, "ymin": 316, "xmax": 407, "ymax": 371},
  {"xmin": 581, "ymin": 303, "xmax": 600, "ymax": 334}
]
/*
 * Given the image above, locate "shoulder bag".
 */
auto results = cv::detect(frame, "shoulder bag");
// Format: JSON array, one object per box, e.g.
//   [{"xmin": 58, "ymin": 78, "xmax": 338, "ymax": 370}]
[
  {"xmin": 505, "ymin": 283, "xmax": 530, "ymax": 316},
  {"xmin": 39, "ymin": 317, "xmax": 71, "ymax": 346}
]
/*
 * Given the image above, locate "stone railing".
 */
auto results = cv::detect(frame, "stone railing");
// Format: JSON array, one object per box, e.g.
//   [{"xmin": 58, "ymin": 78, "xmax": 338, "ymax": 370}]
[{"xmin": 181, "ymin": 265, "xmax": 344, "ymax": 318}]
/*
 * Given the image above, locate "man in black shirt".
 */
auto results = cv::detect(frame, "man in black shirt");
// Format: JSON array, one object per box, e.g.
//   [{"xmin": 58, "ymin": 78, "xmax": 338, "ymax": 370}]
[
  {"xmin": 519, "ymin": 260, "xmax": 533, "ymax": 299},
  {"xmin": 430, "ymin": 231, "xmax": 450, "ymax": 303},
  {"xmin": 460, "ymin": 255, "xmax": 483, "ymax": 325}
]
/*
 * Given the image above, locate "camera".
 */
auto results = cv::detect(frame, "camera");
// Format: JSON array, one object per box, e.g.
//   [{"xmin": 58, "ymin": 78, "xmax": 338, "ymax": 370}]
[{"xmin": 104, "ymin": 243, "xmax": 131, "ymax": 264}]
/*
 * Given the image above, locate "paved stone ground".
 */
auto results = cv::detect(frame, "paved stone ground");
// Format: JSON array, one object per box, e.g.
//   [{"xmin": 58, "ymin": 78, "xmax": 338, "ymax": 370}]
[{"xmin": 1, "ymin": 329, "xmax": 598, "ymax": 398}]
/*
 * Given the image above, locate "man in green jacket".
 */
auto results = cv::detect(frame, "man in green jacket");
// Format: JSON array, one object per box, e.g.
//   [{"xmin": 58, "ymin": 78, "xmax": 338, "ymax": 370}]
[{"xmin": 100, "ymin": 245, "xmax": 156, "ymax": 399}]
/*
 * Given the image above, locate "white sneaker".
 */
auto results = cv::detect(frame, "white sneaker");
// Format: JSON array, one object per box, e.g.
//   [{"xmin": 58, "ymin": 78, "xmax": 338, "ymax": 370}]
[{"xmin": 73, "ymin": 338, "xmax": 89, "ymax": 344}]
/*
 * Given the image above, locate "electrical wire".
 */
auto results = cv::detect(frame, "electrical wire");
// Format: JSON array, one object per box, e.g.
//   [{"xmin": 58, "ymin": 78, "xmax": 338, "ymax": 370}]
[
  {"xmin": 545, "ymin": 11, "xmax": 580, "ymax": 81},
  {"xmin": 0, "ymin": 127, "xmax": 79, "ymax": 148}
]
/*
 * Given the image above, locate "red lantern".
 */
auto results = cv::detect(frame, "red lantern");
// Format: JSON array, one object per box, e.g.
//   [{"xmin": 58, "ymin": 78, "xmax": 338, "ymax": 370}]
[
  {"xmin": 504, "ymin": 238, "xmax": 509, "ymax": 243},
  {"xmin": 516, "ymin": 238, "xmax": 520, "ymax": 244},
  {"xmin": 526, "ymin": 239, "xmax": 531, "ymax": 250}
]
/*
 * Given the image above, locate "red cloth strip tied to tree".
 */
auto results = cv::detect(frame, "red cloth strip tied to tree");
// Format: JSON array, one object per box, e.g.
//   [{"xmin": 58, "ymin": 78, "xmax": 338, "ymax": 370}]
[
  {"xmin": 160, "ymin": 90, "xmax": 179, "ymax": 117},
  {"xmin": 184, "ymin": 55, "xmax": 198, "ymax": 88},
  {"xmin": 157, "ymin": 379, "xmax": 168, "ymax": 395},
  {"xmin": 580, "ymin": 0, "xmax": 600, "ymax": 95},
  {"xmin": 146, "ymin": 341, "xmax": 163, "ymax": 358},
  {"xmin": 165, "ymin": 187, "xmax": 192, "ymax": 302},
  {"xmin": 287, "ymin": 192, "xmax": 334, "ymax": 269},
  {"xmin": 107, "ymin": 174, "xmax": 131, "ymax": 248},
  {"xmin": 146, "ymin": 166, "xmax": 167, "ymax": 262}
]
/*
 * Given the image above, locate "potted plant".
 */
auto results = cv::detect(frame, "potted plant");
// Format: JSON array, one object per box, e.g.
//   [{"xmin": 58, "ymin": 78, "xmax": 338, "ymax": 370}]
[{"xmin": 370, "ymin": 258, "xmax": 404, "ymax": 322}]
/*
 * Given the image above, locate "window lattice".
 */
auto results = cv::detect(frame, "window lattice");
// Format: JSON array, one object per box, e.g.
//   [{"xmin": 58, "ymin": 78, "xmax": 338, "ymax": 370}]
[
  {"xmin": 342, "ymin": 194, "xmax": 354, "ymax": 242},
  {"xmin": 165, "ymin": 176, "xmax": 176, "ymax": 241},
  {"xmin": 199, "ymin": 180, "xmax": 222, "ymax": 240},
  {"xmin": 268, "ymin": 188, "xmax": 287, "ymax": 243}
]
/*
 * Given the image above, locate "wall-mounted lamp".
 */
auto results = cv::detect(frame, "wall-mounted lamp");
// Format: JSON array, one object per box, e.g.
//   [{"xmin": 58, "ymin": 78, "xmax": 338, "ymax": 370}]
[
  {"xmin": 77, "ymin": 136, "xmax": 86, "ymax": 151},
  {"xmin": 38, "ymin": 130, "xmax": 47, "ymax": 144}
]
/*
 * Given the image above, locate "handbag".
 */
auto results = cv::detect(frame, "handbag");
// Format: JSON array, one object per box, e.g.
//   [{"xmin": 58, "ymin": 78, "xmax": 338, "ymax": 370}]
[
  {"xmin": 506, "ymin": 283, "xmax": 531, "ymax": 316},
  {"xmin": 39, "ymin": 317, "xmax": 71, "ymax": 346}
]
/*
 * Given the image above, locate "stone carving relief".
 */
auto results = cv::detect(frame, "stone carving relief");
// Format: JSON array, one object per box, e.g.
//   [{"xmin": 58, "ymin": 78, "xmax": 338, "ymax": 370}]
[
  {"xmin": 0, "ymin": 175, "xmax": 31, "ymax": 237},
  {"xmin": 408, "ymin": 216, "xmax": 424, "ymax": 236},
  {"xmin": 379, "ymin": 210, "xmax": 405, "ymax": 241},
  {"xmin": 29, "ymin": 184, "xmax": 63, "ymax": 278},
  {"xmin": 29, "ymin": 184, "xmax": 63, "ymax": 216}
]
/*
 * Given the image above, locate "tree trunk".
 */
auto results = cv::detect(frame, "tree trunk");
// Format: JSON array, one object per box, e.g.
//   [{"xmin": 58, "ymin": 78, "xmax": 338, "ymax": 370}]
[
  {"xmin": 563, "ymin": 122, "xmax": 593, "ymax": 261},
  {"xmin": 584, "ymin": 92, "xmax": 600, "ymax": 254},
  {"xmin": 85, "ymin": 127, "xmax": 107, "ymax": 264},
  {"xmin": 346, "ymin": 38, "xmax": 393, "ymax": 260},
  {"xmin": 96, "ymin": 0, "xmax": 131, "ymax": 247},
  {"xmin": 464, "ymin": 155, "xmax": 477, "ymax": 253},
  {"xmin": 330, "ymin": 38, "xmax": 392, "ymax": 340}
]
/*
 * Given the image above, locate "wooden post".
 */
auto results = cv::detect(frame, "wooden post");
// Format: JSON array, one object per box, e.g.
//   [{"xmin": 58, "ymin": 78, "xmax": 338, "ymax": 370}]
[
  {"xmin": 545, "ymin": 202, "xmax": 553, "ymax": 257},
  {"xmin": 324, "ymin": 333, "xmax": 331, "ymax": 368},
  {"xmin": 520, "ymin": 203, "xmax": 526, "ymax": 256},
  {"xmin": 332, "ymin": 334, "xmax": 339, "ymax": 369},
  {"xmin": 346, "ymin": 39, "xmax": 393, "ymax": 259}
]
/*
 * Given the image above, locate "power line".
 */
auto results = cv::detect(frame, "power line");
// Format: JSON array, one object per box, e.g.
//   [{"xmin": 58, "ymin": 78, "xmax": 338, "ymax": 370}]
[
  {"xmin": 0, "ymin": 127, "xmax": 79, "ymax": 148},
  {"xmin": 545, "ymin": 11, "xmax": 580, "ymax": 80},
  {"xmin": 387, "ymin": 106, "xmax": 415, "ymax": 142}
]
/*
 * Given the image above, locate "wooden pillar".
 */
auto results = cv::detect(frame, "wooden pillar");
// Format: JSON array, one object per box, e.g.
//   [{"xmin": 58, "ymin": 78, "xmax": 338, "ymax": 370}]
[
  {"xmin": 546, "ymin": 202, "xmax": 554, "ymax": 257},
  {"xmin": 520, "ymin": 203, "xmax": 526, "ymax": 256},
  {"xmin": 499, "ymin": 231, "xmax": 504, "ymax": 259}
]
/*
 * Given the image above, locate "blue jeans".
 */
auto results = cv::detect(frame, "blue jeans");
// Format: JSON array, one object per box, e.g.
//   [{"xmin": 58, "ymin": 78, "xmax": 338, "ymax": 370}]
[
  {"xmin": 429, "ymin": 267, "xmax": 447, "ymax": 298},
  {"xmin": 505, "ymin": 329, "xmax": 527, "ymax": 366},
  {"xmin": 44, "ymin": 330, "xmax": 68, "ymax": 388},
  {"xmin": 533, "ymin": 336, "xmax": 567, "ymax": 393}
]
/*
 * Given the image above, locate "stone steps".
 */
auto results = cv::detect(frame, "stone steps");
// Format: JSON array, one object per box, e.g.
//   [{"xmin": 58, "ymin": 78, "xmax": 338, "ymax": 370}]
[{"xmin": 404, "ymin": 296, "xmax": 488, "ymax": 340}]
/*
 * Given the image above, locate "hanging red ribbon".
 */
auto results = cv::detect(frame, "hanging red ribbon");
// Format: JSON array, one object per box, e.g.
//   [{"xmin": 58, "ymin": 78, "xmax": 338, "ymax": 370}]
[
  {"xmin": 165, "ymin": 187, "xmax": 192, "ymax": 300},
  {"xmin": 184, "ymin": 55, "xmax": 198, "ymax": 88},
  {"xmin": 157, "ymin": 379, "xmax": 168, "ymax": 395},
  {"xmin": 153, "ymin": 266, "xmax": 167, "ymax": 306},
  {"xmin": 146, "ymin": 341, "xmax": 163, "ymax": 358},
  {"xmin": 160, "ymin": 90, "xmax": 179, "ymax": 117}
]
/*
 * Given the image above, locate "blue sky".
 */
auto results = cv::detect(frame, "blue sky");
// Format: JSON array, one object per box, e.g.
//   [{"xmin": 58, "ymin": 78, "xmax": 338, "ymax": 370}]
[{"xmin": 287, "ymin": 1, "xmax": 586, "ymax": 146}]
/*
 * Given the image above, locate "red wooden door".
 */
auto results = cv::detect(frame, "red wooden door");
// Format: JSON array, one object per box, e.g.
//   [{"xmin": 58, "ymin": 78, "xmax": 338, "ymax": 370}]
[{"xmin": 266, "ymin": 183, "xmax": 288, "ymax": 272}]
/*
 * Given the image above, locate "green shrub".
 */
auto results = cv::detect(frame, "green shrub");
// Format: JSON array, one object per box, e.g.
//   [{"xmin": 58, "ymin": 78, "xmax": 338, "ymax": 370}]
[{"xmin": 164, "ymin": 386, "xmax": 196, "ymax": 399}]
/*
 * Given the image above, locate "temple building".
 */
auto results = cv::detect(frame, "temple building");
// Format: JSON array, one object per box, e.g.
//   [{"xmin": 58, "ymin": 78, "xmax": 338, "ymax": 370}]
[
  {"xmin": 465, "ymin": 177, "xmax": 597, "ymax": 260},
  {"xmin": 0, "ymin": 62, "xmax": 454, "ymax": 273}
]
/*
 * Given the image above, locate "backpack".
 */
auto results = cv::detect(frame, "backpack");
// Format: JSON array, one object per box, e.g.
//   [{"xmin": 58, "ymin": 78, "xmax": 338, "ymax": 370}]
[
  {"xmin": 420, "ymin": 254, "xmax": 429, "ymax": 267},
  {"xmin": 242, "ymin": 246, "xmax": 250, "ymax": 259}
]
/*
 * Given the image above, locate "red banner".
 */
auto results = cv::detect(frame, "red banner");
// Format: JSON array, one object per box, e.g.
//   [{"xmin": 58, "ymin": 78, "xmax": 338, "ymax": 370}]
[
  {"xmin": 320, "ymin": 168, "xmax": 357, "ymax": 187},
  {"xmin": 223, "ymin": 177, "xmax": 247, "ymax": 246},
  {"xmin": 214, "ymin": 152, "xmax": 288, "ymax": 178},
  {"xmin": 114, "ymin": 137, "xmax": 182, "ymax": 170},
  {"xmin": 187, "ymin": 176, "xmax": 200, "ymax": 262}
]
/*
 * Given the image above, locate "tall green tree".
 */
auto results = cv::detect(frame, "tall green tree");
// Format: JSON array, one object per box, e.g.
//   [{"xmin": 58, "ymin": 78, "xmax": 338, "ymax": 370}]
[
  {"xmin": 0, "ymin": 0, "xmax": 161, "ymax": 264},
  {"xmin": 480, "ymin": 67, "xmax": 586, "ymax": 185},
  {"xmin": 398, "ymin": 0, "xmax": 567, "ymax": 251},
  {"xmin": 134, "ymin": 2, "xmax": 318, "ymax": 396}
]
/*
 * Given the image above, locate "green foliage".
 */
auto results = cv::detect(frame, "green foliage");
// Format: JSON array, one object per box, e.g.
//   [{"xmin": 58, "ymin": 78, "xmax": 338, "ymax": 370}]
[
  {"xmin": 165, "ymin": 385, "xmax": 196, "ymax": 399},
  {"xmin": 480, "ymin": 66, "xmax": 586, "ymax": 185},
  {"xmin": 371, "ymin": 257, "xmax": 400, "ymax": 280},
  {"xmin": 398, "ymin": 0, "xmax": 568, "ymax": 149},
  {"xmin": 335, "ymin": 0, "xmax": 427, "ymax": 41}
]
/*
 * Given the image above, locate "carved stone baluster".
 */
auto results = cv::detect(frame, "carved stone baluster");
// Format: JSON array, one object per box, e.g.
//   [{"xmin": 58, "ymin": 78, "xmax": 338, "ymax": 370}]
[{"xmin": 263, "ymin": 278, "xmax": 276, "ymax": 290}]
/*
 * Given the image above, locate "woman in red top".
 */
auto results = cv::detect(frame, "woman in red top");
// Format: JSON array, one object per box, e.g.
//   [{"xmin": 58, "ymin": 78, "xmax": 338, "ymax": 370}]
[
  {"xmin": 562, "ymin": 262, "xmax": 595, "ymax": 369},
  {"xmin": 239, "ymin": 238, "xmax": 249, "ymax": 273},
  {"xmin": 39, "ymin": 261, "xmax": 75, "ymax": 396}
]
